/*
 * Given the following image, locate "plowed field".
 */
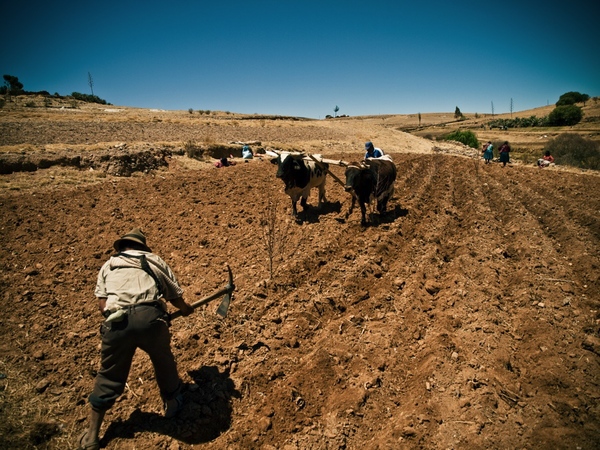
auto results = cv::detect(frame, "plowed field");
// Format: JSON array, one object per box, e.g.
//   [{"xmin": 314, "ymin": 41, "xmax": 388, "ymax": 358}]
[{"xmin": 1, "ymin": 104, "xmax": 599, "ymax": 450}]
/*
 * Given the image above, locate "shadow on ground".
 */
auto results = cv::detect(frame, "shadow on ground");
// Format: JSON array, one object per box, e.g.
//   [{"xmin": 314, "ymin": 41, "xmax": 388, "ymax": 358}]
[{"xmin": 100, "ymin": 366, "xmax": 239, "ymax": 447}]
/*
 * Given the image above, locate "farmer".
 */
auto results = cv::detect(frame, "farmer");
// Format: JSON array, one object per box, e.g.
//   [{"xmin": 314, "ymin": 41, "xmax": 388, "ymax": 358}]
[
  {"xmin": 482, "ymin": 141, "xmax": 494, "ymax": 164},
  {"xmin": 499, "ymin": 141, "xmax": 511, "ymax": 167},
  {"xmin": 78, "ymin": 228, "xmax": 194, "ymax": 450},
  {"xmin": 537, "ymin": 150, "xmax": 554, "ymax": 168},
  {"xmin": 242, "ymin": 145, "xmax": 254, "ymax": 160},
  {"xmin": 215, "ymin": 156, "xmax": 236, "ymax": 168},
  {"xmin": 364, "ymin": 141, "xmax": 384, "ymax": 159}
]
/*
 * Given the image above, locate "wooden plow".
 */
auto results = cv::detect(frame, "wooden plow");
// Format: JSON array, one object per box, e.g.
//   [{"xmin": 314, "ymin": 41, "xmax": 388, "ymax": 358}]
[{"xmin": 265, "ymin": 149, "xmax": 350, "ymax": 189}]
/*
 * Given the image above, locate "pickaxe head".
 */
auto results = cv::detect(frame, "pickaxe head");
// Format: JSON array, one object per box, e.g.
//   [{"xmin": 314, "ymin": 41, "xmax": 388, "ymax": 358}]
[{"xmin": 216, "ymin": 265, "xmax": 235, "ymax": 317}]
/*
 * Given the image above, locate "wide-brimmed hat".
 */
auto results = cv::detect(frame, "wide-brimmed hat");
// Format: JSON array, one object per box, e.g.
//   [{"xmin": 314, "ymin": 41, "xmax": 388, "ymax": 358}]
[{"xmin": 113, "ymin": 228, "xmax": 151, "ymax": 252}]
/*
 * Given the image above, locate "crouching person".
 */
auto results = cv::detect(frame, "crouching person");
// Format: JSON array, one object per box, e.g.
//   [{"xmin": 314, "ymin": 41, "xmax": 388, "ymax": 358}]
[
  {"xmin": 537, "ymin": 150, "xmax": 554, "ymax": 168},
  {"xmin": 78, "ymin": 228, "xmax": 194, "ymax": 450}
]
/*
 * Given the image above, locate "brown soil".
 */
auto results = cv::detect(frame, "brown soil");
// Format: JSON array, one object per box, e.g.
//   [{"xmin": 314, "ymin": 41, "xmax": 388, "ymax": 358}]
[{"xmin": 1, "ymin": 99, "xmax": 599, "ymax": 450}]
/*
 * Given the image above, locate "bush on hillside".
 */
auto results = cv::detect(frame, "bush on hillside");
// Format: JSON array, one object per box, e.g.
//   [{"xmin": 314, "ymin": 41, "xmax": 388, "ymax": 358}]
[
  {"xmin": 556, "ymin": 91, "xmax": 590, "ymax": 106},
  {"xmin": 487, "ymin": 116, "xmax": 548, "ymax": 129},
  {"xmin": 545, "ymin": 134, "xmax": 599, "ymax": 170},
  {"xmin": 443, "ymin": 130, "xmax": 479, "ymax": 149},
  {"xmin": 70, "ymin": 92, "xmax": 108, "ymax": 105},
  {"xmin": 547, "ymin": 105, "xmax": 583, "ymax": 126}
]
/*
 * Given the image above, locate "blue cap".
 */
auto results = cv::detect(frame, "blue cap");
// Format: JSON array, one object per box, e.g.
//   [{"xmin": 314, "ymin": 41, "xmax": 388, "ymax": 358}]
[{"xmin": 365, "ymin": 141, "xmax": 373, "ymax": 150}]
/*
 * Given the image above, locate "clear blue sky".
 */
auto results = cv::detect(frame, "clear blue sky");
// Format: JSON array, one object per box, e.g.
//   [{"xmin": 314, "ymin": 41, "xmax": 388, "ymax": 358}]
[{"xmin": 2, "ymin": 0, "xmax": 598, "ymax": 118}]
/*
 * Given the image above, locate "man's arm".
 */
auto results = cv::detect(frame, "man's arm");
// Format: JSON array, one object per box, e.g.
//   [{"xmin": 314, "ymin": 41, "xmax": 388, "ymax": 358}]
[
  {"xmin": 98, "ymin": 298, "xmax": 107, "ymax": 314},
  {"xmin": 169, "ymin": 296, "xmax": 194, "ymax": 316}
]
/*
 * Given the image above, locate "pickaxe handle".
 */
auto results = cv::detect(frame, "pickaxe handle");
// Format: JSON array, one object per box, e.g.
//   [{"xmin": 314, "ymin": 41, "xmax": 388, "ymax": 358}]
[{"xmin": 170, "ymin": 265, "xmax": 235, "ymax": 320}]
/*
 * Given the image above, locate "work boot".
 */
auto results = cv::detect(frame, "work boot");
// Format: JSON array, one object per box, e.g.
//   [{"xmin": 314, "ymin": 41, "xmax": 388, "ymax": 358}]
[{"xmin": 164, "ymin": 393, "xmax": 184, "ymax": 418}]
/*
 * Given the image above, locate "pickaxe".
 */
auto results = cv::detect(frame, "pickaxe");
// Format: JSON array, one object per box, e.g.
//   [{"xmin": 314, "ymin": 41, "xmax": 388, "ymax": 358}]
[{"xmin": 169, "ymin": 265, "xmax": 235, "ymax": 320}]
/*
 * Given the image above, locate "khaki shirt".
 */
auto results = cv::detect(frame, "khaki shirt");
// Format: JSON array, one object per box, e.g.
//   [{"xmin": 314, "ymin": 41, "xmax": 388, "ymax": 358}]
[{"xmin": 95, "ymin": 250, "xmax": 184, "ymax": 311}]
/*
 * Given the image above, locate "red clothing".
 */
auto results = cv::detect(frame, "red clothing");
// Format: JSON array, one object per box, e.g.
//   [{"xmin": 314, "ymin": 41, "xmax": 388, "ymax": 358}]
[{"xmin": 543, "ymin": 155, "xmax": 554, "ymax": 163}]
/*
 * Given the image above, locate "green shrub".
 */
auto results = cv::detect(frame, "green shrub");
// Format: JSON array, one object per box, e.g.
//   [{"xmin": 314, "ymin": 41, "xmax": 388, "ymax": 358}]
[
  {"xmin": 443, "ymin": 130, "xmax": 479, "ymax": 149},
  {"xmin": 556, "ymin": 91, "xmax": 589, "ymax": 106},
  {"xmin": 545, "ymin": 134, "xmax": 599, "ymax": 170},
  {"xmin": 487, "ymin": 115, "xmax": 548, "ymax": 129},
  {"xmin": 547, "ymin": 105, "xmax": 583, "ymax": 126},
  {"xmin": 70, "ymin": 92, "xmax": 108, "ymax": 105}
]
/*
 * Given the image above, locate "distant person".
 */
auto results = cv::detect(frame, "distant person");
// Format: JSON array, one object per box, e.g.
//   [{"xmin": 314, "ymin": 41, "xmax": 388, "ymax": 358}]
[
  {"xmin": 537, "ymin": 150, "xmax": 554, "ymax": 168},
  {"xmin": 215, "ymin": 157, "xmax": 236, "ymax": 168},
  {"xmin": 242, "ymin": 145, "xmax": 254, "ymax": 160},
  {"xmin": 499, "ymin": 141, "xmax": 511, "ymax": 167},
  {"xmin": 482, "ymin": 141, "xmax": 493, "ymax": 164},
  {"xmin": 364, "ymin": 141, "xmax": 384, "ymax": 159}
]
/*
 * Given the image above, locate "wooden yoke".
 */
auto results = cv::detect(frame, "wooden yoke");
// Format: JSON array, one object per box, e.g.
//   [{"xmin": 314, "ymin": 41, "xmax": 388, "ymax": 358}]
[{"xmin": 306, "ymin": 154, "xmax": 347, "ymax": 188}]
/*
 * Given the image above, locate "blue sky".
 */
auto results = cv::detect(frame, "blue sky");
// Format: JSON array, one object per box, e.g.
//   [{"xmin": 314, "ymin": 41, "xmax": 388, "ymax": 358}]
[{"xmin": 2, "ymin": 1, "xmax": 598, "ymax": 118}]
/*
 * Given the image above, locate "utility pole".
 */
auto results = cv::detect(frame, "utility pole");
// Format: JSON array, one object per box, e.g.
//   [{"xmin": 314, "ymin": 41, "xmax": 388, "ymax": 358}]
[
  {"xmin": 88, "ymin": 72, "xmax": 94, "ymax": 96},
  {"xmin": 510, "ymin": 98, "xmax": 513, "ymax": 118},
  {"xmin": 491, "ymin": 101, "xmax": 495, "ymax": 117}
]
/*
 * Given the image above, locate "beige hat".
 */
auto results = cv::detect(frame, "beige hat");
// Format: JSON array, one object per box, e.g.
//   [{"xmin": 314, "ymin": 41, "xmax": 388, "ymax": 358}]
[{"xmin": 113, "ymin": 228, "xmax": 151, "ymax": 252}]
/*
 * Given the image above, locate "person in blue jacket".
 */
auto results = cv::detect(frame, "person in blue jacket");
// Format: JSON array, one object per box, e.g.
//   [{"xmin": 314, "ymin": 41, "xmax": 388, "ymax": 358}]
[
  {"xmin": 364, "ymin": 141, "xmax": 384, "ymax": 159},
  {"xmin": 242, "ymin": 145, "xmax": 254, "ymax": 159},
  {"xmin": 483, "ymin": 141, "xmax": 494, "ymax": 164}
]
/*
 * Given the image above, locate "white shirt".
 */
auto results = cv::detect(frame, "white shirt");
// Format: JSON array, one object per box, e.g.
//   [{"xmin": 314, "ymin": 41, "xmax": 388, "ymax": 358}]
[{"xmin": 95, "ymin": 250, "xmax": 183, "ymax": 311}]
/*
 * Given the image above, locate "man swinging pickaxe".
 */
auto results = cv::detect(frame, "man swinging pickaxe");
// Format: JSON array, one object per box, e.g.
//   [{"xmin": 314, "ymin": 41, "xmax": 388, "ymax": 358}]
[{"xmin": 170, "ymin": 265, "xmax": 235, "ymax": 320}]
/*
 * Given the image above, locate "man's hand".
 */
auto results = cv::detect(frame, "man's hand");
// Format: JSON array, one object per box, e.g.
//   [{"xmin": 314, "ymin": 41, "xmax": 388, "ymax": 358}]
[
  {"xmin": 98, "ymin": 298, "xmax": 107, "ymax": 314},
  {"xmin": 170, "ymin": 297, "xmax": 194, "ymax": 316},
  {"xmin": 179, "ymin": 303, "xmax": 194, "ymax": 317}
]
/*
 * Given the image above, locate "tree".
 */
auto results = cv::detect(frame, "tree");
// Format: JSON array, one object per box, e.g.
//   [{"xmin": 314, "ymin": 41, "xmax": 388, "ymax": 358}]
[
  {"xmin": 547, "ymin": 105, "xmax": 583, "ymax": 126},
  {"xmin": 418, "ymin": 112, "xmax": 422, "ymax": 126},
  {"xmin": 334, "ymin": 105, "xmax": 339, "ymax": 118},
  {"xmin": 454, "ymin": 106, "xmax": 462, "ymax": 119},
  {"xmin": 556, "ymin": 91, "xmax": 590, "ymax": 106},
  {"xmin": 3, "ymin": 74, "xmax": 24, "ymax": 95}
]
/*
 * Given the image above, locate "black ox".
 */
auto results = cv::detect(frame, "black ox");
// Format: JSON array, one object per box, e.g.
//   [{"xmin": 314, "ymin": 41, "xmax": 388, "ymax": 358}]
[
  {"xmin": 271, "ymin": 152, "xmax": 329, "ymax": 219},
  {"xmin": 344, "ymin": 158, "xmax": 397, "ymax": 225}
]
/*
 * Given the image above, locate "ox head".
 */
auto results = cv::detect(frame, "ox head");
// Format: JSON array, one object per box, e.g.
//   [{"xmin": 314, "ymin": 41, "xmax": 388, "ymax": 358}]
[
  {"xmin": 344, "ymin": 162, "xmax": 367, "ymax": 193},
  {"xmin": 270, "ymin": 152, "xmax": 306, "ymax": 188}
]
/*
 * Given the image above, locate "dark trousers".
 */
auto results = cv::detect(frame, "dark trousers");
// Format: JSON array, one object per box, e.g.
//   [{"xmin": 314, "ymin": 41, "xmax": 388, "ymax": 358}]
[{"xmin": 88, "ymin": 304, "xmax": 181, "ymax": 412}]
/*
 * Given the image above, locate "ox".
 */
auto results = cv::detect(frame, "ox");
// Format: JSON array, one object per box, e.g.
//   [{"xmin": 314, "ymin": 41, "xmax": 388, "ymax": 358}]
[
  {"xmin": 344, "ymin": 157, "xmax": 397, "ymax": 225},
  {"xmin": 271, "ymin": 152, "xmax": 328, "ymax": 219}
]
